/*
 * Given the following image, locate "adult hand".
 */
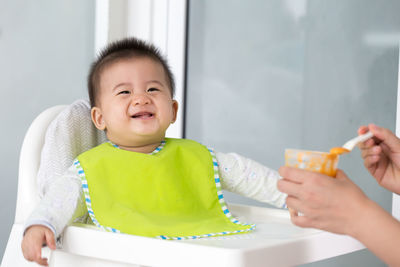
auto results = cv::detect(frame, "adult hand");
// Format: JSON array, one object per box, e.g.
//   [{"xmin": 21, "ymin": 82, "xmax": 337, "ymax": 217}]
[
  {"xmin": 277, "ymin": 167, "xmax": 370, "ymax": 236},
  {"xmin": 21, "ymin": 225, "xmax": 56, "ymax": 266},
  {"xmin": 359, "ymin": 124, "xmax": 400, "ymax": 194},
  {"xmin": 278, "ymin": 166, "xmax": 400, "ymax": 266}
]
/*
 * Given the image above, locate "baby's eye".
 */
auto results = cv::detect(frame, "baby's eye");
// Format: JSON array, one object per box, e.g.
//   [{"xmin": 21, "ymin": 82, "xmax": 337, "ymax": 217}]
[
  {"xmin": 117, "ymin": 90, "xmax": 130, "ymax": 95},
  {"xmin": 147, "ymin": 87, "xmax": 159, "ymax": 92}
]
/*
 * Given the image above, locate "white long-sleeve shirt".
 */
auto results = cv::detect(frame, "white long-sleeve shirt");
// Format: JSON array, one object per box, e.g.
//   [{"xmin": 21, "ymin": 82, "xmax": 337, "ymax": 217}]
[{"xmin": 25, "ymin": 99, "xmax": 286, "ymax": 238}]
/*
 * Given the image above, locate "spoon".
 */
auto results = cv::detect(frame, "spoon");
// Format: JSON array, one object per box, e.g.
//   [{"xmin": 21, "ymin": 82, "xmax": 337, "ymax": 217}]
[{"xmin": 330, "ymin": 131, "xmax": 374, "ymax": 155}]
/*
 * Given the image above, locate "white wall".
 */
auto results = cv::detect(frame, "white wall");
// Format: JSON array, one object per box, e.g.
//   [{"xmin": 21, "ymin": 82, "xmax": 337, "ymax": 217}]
[{"xmin": 0, "ymin": 0, "xmax": 95, "ymax": 256}]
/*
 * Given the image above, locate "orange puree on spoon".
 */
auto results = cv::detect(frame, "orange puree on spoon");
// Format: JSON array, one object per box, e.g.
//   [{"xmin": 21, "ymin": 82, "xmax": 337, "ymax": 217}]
[
  {"xmin": 329, "ymin": 147, "xmax": 350, "ymax": 155},
  {"xmin": 329, "ymin": 132, "xmax": 373, "ymax": 155}
]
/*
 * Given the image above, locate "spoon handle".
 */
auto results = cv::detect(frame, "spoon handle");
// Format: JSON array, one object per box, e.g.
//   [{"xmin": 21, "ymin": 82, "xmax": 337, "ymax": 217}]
[{"xmin": 343, "ymin": 131, "xmax": 374, "ymax": 151}]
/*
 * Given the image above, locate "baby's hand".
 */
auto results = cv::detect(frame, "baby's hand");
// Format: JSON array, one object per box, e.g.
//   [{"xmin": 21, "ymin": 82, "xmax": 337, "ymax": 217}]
[{"xmin": 21, "ymin": 225, "xmax": 56, "ymax": 266}]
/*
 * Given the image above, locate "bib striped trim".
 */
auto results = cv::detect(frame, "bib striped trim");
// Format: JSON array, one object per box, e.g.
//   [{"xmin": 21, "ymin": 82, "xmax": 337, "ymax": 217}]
[
  {"xmin": 108, "ymin": 140, "xmax": 166, "ymax": 155},
  {"xmin": 74, "ymin": 159, "xmax": 121, "ymax": 234},
  {"xmin": 75, "ymin": 141, "xmax": 255, "ymax": 240},
  {"xmin": 158, "ymin": 147, "xmax": 255, "ymax": 240}
]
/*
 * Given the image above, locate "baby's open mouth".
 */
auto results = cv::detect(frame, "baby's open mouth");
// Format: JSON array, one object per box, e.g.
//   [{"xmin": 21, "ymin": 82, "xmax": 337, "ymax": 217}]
[{"xmin": 131, "ymin": 112, "xmax": 154, "ymax": 119}]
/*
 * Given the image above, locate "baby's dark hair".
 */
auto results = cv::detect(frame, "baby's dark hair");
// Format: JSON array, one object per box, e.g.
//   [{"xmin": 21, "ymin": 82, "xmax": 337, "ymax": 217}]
[{"xmin": 87, "ymin": 37, "xmax": 175, "ymax": 107}]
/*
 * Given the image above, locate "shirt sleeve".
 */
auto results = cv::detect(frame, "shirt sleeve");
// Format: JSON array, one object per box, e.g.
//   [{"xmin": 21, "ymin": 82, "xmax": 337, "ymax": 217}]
[
  {"xmin": 24, "ymin": 163, "xmax": 87, "ymax": 238},
  {"xmin": 216, "ymin": 151, "xmax": 287, "ymax": 208},
  {"xmin": 37, "ymin": 99, "xmax": 107, "ymax": 198}
]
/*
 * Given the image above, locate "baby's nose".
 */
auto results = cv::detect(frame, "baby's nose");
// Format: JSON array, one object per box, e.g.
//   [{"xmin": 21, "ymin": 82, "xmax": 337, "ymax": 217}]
[{"xmin": 133, "ymin": 94, "xmax": 150, "ymax": 105}]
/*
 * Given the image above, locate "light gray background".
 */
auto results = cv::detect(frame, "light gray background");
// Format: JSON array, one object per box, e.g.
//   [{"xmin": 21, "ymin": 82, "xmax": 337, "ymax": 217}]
[
  {"xmin": 0, "ymin": 0, "xmax": 94, "ymax": 257},
  {"xmin": 186, "ymin": 0, "xmax": 399, "ymax": 266}
]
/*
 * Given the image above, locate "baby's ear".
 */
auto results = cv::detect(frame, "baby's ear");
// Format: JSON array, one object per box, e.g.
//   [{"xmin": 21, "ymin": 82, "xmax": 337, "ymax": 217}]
[
  {"xmin": 171, "ymin": 100, "xmax": 178, "ymax": 123},
  {"xmin": 91, "ymin": 107, "xmax": 106, "ymax": 130}
]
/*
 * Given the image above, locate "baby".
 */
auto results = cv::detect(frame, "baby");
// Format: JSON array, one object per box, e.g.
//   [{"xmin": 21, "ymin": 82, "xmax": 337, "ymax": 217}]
[{"xmin": 21, "ymin": 37, "xmax": 287, "ymax": 266}]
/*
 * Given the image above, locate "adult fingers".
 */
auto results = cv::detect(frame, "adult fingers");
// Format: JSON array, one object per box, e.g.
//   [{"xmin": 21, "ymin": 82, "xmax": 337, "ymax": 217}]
[
  {"xmin": 285, "ymin": 196, "xmax": 306, "ymax": 214},
  {"xmin": 358, "ymin": 138, "xmax": 376, "ymax": 150},
  {"xmin": 285, "ymin": 195, "xmax": 321, "ymax": 214},
  {"xmin": 369, "ymin": 124, "xmax": 400, "ymax": 153},
  {"xmin": 277, "ymin": 179, "xmax": 303, "ymax": 197},
  {"xmin": 278, "ymin": 166, "xmax": 316, "ymax": 184},
  {"xmin": 360, "ymin": 145, "xmax": 381, "ymax": 159},
  {"xmin": 290, "ymin": 213, "xmax": 314, "ymax": 228},
  {"xmin": 279, "ymin": 166, "xmax": 334, "ymax": 194},
  {"xmin": 363, "ymin": 155, "xmax": 380, "ymax": 168},
  {"xmin": 358, "ymin": 124, "xmax": 383, "ymax": 150},
  {"xmin": 380, "ymin": 141, "xmax": 394, "ymax": 157},
  {"xmin": 288, "ymin": 207, "xmax": 298, "ymax": 218}
]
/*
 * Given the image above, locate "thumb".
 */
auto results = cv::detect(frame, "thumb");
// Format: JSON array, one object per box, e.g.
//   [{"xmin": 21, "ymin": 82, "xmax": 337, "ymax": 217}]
[
  {"xmin": 335, "ymin": 169, "xmax": 350, "ymax": 181},
  {"xmin": 369, "ymin": 124, "xmax": 400, "ymax": 152},
  {"xmin": 335, "ymin": 169, "xmax": 360, "ymax": 189},
  {"xmin": 44, "ymin": 230, "xmax": 56, "ymax": 250},
  {"xmin": 357, "ymin": 125, "xmax": 369, "ymax": 135}
]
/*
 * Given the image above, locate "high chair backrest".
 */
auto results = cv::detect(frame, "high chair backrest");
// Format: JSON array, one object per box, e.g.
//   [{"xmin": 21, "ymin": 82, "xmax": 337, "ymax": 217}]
[
  {"xmin": 15, "ymin": 99, "xmax": 108, "ymax": 225},
  {"xmin": 15, "ymin": 105, "xmax": 67, "ymax": 224}
]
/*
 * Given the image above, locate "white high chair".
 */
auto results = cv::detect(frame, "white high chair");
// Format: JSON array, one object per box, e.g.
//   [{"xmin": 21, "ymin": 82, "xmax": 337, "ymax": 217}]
[{"xmin": 1, "ymin": 103, "xmax": 365, "ymax": 267}]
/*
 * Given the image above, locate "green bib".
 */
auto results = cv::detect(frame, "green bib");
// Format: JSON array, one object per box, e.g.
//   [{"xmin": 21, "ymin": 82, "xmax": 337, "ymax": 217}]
[{"xmin": 75, "ymin": 138, "xmax": 254, "ymax": 240}]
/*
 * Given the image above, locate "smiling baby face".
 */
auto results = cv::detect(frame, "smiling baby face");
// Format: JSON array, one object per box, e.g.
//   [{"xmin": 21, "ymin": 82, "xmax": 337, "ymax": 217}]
[{"xmin": 91, "ymin": 56, "xmax": 178, "ymax": 150}]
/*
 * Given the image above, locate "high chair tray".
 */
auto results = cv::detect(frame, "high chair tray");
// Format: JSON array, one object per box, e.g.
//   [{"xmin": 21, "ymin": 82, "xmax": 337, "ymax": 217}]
[{"xmin": 1, "ymin": 204, "xmax": 364, "ymax": 267}]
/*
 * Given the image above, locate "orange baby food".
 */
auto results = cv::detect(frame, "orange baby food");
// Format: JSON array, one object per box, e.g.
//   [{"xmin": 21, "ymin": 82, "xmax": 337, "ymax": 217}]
[
  {"xmin": 285, "ymin": 149, "xmax": 339, "ymax": 177},
  {"xmin": 329, "ymin": 147, "xmax": 350, "ymax": 155}
]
